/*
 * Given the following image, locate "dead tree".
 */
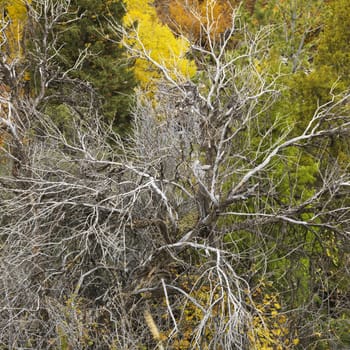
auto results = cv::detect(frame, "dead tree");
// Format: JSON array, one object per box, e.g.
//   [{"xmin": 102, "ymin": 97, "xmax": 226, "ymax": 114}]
[{"xmin": 0, "ymin": 1, "xmax": 349, "ymax": 349}]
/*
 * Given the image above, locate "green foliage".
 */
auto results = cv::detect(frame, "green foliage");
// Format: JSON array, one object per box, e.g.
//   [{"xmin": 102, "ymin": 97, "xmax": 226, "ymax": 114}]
[
  {"xmin": 220, "ymin": 3, "xmax": 350, "ymax": 345},
  {"xmin": 316, "ymin": 0, "xmax": 350, "ymax": 80},
  {"xmin": 250, "ymin": 0, "xmax": 324, "ymax": 73},
  {"xmin": 57, "ymin": 0, "xmax": 136, "ymax": 132}
]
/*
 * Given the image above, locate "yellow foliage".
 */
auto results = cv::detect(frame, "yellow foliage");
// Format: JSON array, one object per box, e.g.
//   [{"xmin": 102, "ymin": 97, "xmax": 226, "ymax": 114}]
[
  {"xmin": 248, "ymin": 284, "xmax": 300, "ymax": 350},
  {"xmin": 292, "ymin": 338, "xmax": 300, "ymax": 345},
  {"xmin": 123, "ymin": 0, "xmax": 196, "ymax": 89},
  {"xmin": 0, "ymin": 0, "xmax": 30, "ymax": 59},
  {"xmin": 159, "ymin": 274, "xmax": 300, "ymax": 349},
  {"xmin": 160, "ymin": 275, "xmax": 219, "ymax": 349}
]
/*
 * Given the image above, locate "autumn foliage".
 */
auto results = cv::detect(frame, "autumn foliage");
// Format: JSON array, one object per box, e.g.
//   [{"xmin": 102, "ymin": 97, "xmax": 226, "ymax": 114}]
[
  {"xmin": 0, "ymin": 0, "xmax": 30, "ymax": 59},
  {"xmin": 123, "ymin": 0, "xmax": 196, "ymax": 88},
  {"xmin": 166, "ymin": 0, "xmax": 233, "ymax": 43}
]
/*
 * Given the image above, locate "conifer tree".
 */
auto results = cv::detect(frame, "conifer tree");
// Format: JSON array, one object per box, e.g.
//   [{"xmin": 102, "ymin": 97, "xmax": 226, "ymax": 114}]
[{"xmin": 56, "ymin": 0, "xmax": 136, "ymax": 131}]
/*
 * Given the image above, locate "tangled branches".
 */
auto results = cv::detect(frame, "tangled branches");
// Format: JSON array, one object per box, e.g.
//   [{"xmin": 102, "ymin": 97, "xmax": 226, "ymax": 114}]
[{"xmin": 0, "ymin": 1, "xmax": 349, "ymax": 349}]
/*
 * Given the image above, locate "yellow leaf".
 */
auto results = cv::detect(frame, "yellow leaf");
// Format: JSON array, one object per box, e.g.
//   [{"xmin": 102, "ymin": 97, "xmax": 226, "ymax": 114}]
[
  {"xmin": 272, "ymin": 328, "xmax": 281, "ymax": 336},
  {"xmin": 271, "ymin": 310, "xmax": 278, "ymax": 317},
  {"xmin": 23, "ymin": 71, "xmax": 31, "ymax": 81},
  {"xmin": 293, "ymin": 338, "xmax": 300, "ymax": 345},
  {"xmin": 274, "ymin": 303, "xmax": 281, "ymax": 310}
]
